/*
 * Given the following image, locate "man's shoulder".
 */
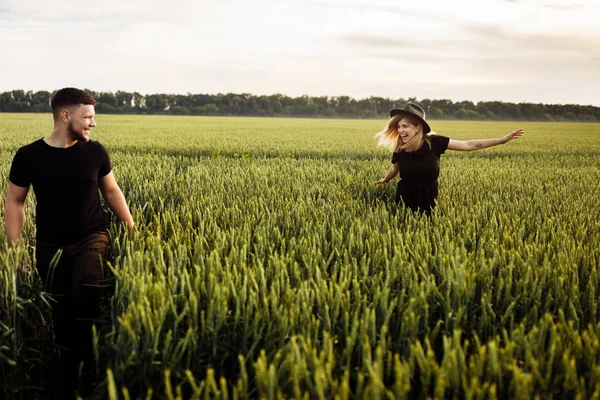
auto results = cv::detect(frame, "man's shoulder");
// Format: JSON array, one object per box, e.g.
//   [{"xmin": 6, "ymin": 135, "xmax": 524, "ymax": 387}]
[
  {"xmin": 18, "ymin": 138, "xmax": 44, "ymax": 150},
  {"xmin": 83, "ymin": 140, "xmax": 107, "ymax": 150},
  {"xmin": 15, "ymin": 138, "xmax": 45, "ymax": 156}
]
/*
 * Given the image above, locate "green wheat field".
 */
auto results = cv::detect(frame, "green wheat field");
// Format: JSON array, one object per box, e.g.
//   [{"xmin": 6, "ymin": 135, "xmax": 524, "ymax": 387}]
[{"xmin": 1, "ymin": 113, "xmax": 600, "ymax": 399}]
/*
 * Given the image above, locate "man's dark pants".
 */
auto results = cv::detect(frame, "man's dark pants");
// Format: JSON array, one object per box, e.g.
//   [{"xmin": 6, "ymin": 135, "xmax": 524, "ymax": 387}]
[{"xmin": 35, "ymin": 231, "xmax": 110, "ymax": 398}]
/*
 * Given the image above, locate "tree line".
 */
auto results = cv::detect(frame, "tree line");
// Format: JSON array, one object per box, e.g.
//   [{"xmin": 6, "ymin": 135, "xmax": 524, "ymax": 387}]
[{"xmin": 1, "ymin": 89, "xmax": 599, "ymax": 122}]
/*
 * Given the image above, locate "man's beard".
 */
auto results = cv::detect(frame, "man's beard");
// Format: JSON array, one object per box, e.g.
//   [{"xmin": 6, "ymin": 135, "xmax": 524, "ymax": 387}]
[{"xmin": 67, "ymin": 123, "xmax": 89, "ymax": 142}]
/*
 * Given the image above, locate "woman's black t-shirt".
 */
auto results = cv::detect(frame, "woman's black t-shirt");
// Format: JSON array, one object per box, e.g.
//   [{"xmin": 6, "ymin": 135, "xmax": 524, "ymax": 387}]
[
  {"xmin": 9, "ymin": 138, "xmax": 112, "ymax": 245},
  {"xmin": 391, "ymin": 135, "xmax": 450, "ymax": 182}
]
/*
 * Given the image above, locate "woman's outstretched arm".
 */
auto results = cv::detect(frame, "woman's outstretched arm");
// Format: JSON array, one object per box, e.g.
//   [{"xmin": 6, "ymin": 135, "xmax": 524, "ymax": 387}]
[
  {"xmin": 376, "ymin": 163, "xmax": 400, "ymax": 184},
  {"xmin": 447, "ymin": 128, "xmax": 523, "ymax": 151}
]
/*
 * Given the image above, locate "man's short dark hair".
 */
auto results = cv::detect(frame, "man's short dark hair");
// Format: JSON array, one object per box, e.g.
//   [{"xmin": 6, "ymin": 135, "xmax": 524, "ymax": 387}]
[{"xmin": 51, "ymin": 88, "xmax": 96, "ymax": 119}]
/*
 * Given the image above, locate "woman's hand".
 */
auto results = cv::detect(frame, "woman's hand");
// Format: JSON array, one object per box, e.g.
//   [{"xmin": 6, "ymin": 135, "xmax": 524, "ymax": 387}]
[
  {"xmin": 377, "ymin": 164, "xmax": 400, "ymax": 184},
  {"xmin": 502, "ymin": 128, "xmax": 524, "ymax": 144}
]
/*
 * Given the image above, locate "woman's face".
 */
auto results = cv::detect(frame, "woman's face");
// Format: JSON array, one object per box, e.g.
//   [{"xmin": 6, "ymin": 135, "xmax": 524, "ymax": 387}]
[{"xmin": 396, "ymin": 118, "xmax": 421, "ymax": 144}]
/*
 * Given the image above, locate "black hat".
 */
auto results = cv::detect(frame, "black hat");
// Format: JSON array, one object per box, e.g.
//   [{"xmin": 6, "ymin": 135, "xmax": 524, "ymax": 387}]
[{"xmin": 389, "ymin": 102, "xmax": 431, "ymax": 133}]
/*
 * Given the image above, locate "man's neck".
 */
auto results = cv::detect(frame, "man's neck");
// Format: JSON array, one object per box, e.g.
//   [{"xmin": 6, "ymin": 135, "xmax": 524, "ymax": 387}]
[{"xmin": 44, "ymin": 130, "xmax": 77, "ymax": 148}]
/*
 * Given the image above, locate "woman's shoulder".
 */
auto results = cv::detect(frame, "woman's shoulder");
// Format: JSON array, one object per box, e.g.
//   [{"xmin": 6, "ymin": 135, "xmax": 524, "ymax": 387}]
[
  {"xmin": 429, "ymin": 135, "xmax": 450, "ymax": 155},
  {"xmin": 429, "ymin": 134, "xmax": 449, "ymax": 142}
]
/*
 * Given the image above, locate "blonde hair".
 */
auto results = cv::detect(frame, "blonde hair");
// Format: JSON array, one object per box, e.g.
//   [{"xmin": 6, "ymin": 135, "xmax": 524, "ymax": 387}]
[{"xmin": 375, "ymin": 113, "xmax": 430, "ymax": 152}]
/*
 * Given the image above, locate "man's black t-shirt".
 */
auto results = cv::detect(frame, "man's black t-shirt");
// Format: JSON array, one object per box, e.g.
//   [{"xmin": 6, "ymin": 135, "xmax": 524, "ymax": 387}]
[{"xmin": 9, "ymin": 138, "xmax": 112, "ymax": 245}]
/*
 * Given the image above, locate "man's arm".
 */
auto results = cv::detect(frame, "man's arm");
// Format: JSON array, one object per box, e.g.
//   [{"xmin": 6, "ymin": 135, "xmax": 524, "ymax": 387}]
[
  {"xmin": 99, "ymin": 171, "xmax": 134, "ymax": 229},
  {"xmin": 5, "ymin": 182, "xmax": 29, "ymax": 246}
]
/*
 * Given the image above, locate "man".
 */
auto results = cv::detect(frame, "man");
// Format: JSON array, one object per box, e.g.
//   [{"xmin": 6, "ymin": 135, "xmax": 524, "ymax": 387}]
[{"xmin": 4, "ymin": 87, "xmax": 134, "ymax": 398}]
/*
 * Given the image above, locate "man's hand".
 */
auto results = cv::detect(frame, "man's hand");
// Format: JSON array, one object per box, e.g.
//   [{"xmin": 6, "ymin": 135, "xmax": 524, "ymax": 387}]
[
  {"xmin": 5, "ymin": 182, "xmax": 29, "ymax": 246},
  {"xmin": 99, "ymin": 171, "xmax": 134, "ymax": 229}
]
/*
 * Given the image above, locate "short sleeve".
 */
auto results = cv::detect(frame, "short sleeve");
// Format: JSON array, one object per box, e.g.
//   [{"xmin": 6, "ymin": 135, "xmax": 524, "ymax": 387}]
[
  {"xmin": 391, "ymin": 152, "xmax": 400, "ymax": 164},
  {"xmin": 97, "ymin": 142, "xmax": 112, "ymax": 177},
  {"xmin": 8, "ymin": 148, "xmax": 32, "ymax": 187},
  {"xmin": 431, "ymin": 135, "xmax": 450, "ymax": 156}
]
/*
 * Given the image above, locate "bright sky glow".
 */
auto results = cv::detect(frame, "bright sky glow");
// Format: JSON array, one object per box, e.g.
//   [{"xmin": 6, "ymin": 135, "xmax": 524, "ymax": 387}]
[{"xmin": 1, "ymin": 0, "xmax": 599, "ymax": 105}]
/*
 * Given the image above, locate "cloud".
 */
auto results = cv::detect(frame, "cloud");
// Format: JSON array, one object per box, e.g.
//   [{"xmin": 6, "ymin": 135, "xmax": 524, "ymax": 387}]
[
  {"xmin": 333, "ymin": 15, "xmax": 600, "ymax": 105},
  {"xmin": 544, "ymin": 3, "xmax": 590, "ymax": 11},
  {"xmin": 330, "ymin": 1, "xmax": 454, "ymax": 22},
  {"xmin": 341, "ymin": 20, "xmax": 599, "ymax": 65},
  {"xmin": 342, "ymin": 35, "xmax": 424, "ymax": 51},
  {"xmin": 0, "ymin": 0, "xmax": 598, "ymax": 105}
]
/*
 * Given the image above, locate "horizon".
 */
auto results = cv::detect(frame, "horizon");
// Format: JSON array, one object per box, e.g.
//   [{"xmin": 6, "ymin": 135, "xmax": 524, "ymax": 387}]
[{"xmin": 2, "ymin": 88, "xmax": 598, "ymax": 108}]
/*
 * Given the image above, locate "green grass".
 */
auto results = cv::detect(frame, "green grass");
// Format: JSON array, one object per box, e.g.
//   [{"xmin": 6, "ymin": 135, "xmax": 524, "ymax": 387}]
[{"xmin": 1, "ymin": 113, "xmax": 600, "ymax": 399}]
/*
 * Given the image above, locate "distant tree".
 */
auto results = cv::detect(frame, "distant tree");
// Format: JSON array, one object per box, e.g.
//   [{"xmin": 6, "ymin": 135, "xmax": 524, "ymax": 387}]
[
  {"xmin": 1, "ymin": 89, "xmax": 599, "ymax": 122},
  {"xmin": 32, "ymin": 91, "xmax": 52, "ymax": 110},
  {"xmin": 203, "ymin": 104, "xmax": 219, "ymax": 115},
  {"xmin": 13, "ymin": 101, "xmax": 30, "ymax": 112},
  {"xmin": 455, "ymin": 109, "xmax": 469, "ymax": 120},
  {"xmin": 97, "ymin": 104, "xmax": 116, "ymax": 114},
  {"xmin": 430, "ymin": 107, "xmax": 444, "ymax": 119},
  {"xmin": 456, "ymin": 100, "xmax": 476, "ymax": 111},
  {"xmin": 0, "ymin": 92, "xmax": 14, "ymax": 111},
  {"xmin": 465, "ymin": 109, "xmax": 481, "ymax": 120},
  {"xmin": 146, "ymin": 94, "xmax": 169, "ymax": 113},
  {"xmin": 541, "ymin": 113, "xmax": 554, "ymax": 122},
  {"xmin": 115, "ymin": 91, "xmax": 134, "ymax": 109},
  {"xmin": 132, "ymin": 92, "xmax": 146, "ymax": 109},
  {"xmin": 169, "ymin": 105, "xmax": 189, "ymax": 115},
  {"xmin": 10, "ymin": 90, "xmax": 27, "ymax": 103},
  {"xmin": 96, "ymin": 92, "xmax": 118, "ymax": 108},
  {"xmin": 581, "ymin": 114, "xmax": 597, "ymax": 122}
]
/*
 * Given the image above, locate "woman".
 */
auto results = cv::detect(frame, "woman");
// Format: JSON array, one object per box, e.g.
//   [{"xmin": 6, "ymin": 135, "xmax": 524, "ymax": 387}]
[{"xmin": 375, "ymin": 102, "xmax": 523, "ymax": 214}]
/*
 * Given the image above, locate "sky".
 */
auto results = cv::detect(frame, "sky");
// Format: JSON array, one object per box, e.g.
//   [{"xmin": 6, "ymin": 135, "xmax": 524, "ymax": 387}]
[{"xmin": 1, "ymin": 0, "xmax": 599, "ymax": 106}]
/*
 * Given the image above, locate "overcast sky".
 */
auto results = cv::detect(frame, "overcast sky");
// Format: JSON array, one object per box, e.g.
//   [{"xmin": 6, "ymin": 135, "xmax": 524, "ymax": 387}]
[{"xmin": 1, "ymin": 0, "xmax": 599, "ymax": 106}]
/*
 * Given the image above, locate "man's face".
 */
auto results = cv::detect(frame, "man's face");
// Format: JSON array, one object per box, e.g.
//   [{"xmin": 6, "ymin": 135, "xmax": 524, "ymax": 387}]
[{"xmin": 67, "ymin": 104, "xmax": 96, "ymax": 142}]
